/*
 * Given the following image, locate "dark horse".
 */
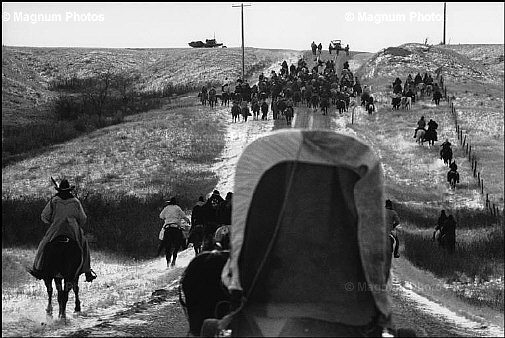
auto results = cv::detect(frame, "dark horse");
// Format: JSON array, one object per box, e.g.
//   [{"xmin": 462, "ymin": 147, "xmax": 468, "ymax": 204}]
[
  {"xmin": 179, "ymin": 250, "xmax": 231, "ymax": 336},
  {"xmin": 447, "ymin": 169, "xmax": 460, "ymax": 189},
  {"xmin": 42, "ymin": 235, "xmax": 82, "ymax": 320},
  {"xmin": 423, "ymin": 126, "xmax": 437, "ymax": 146},
  {"xmin": 440, "ymin": 146, "xmax": 453, "ymax": 166},
  {"xmin": 231, "ymin": 104, "xmax": 241, "ymax": 123},
  {"xmin": 187, "ymin": 225, "xmax": 204, "ymax": 256},
  {"xmin": 284, "ymin": 106, "xmax": 294, "ymax": 125},
  {"xmin": 160, "ymin": 226, "xmax": 186, "ymax": 267}
]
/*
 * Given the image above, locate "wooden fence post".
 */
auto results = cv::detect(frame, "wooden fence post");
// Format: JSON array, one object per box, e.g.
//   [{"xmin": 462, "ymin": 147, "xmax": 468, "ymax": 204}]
[
  {"xmin": 481, "ymin": 179, "xmax": 484, "ymax": 194},
  {"xmin": 468, "ymin": 144, "xmax": 472, "ymax": 160},
  {"xmin": 473, "ymin": 160, "xmax": 477, "ymax": 177}
]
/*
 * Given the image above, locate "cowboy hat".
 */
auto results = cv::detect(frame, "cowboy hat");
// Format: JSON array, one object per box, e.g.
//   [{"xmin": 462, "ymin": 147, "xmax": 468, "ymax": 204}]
[{"xmin": 56, "ymin": 179, "xmax": 75, "ymax": 192}]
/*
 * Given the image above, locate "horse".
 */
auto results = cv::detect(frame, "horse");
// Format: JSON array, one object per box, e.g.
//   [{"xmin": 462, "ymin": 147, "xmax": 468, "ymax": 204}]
[
  {"xmin": 187, "ymin": 225, "xmax": 204, "ymax": 256},
  {"xmin": 251, "ymin": 101, "xmax": 261, "ymax": 120},
  {"xmin": 310, "ymin": 94, "xmax": 320, "ymax": 112},
  {"xmin": 285, "ymin": 106, "xmax": 294, "ymax": 125},
  {"xmin": 440, "ymin": 147, "xmax": 453, "ymax": 166},
  {"xmin": 366, "ymin": 102, "xmax": 375, "ymax": 115},
  {"xmin": 336, "ymin": 99, "xmax": 346, "ymax": 114},
  {"xmin": 221, "ymin": 92, "xmax": 230, "ymax": 107},
  {"xmin": 179, "ymin": 250, "xmax": 231, "ymax": 337},
  {"xmin": 391, "ymin": 96, "xmax": 401, "ymax": 110},
  {"xmin": 416, "ymin": 83, "xmax": 425, "ymax": 99},
  {"xmin": 432, "ymin": 90, "xmax": 442, "ymax": 106},
  {"xmin": 361, "ymin": 92, "xmax": 370, "ymax": 107},
  {"xmin": 320, "ymin": 97, "xmax": 330, "ymax": 115},
  {"xmin": 231, "ymin": 104, "xmax": 241, "ymax": 123},
  {"xmin": 208, "ymin": 91, "xmax": 217, "ymax": 108},
  {"xmin": 423, "ymin": 127, "xmax": 437, "ymax": 146},
  {"xmin": 293, "ymin": 90, "xmax": 302, "ymax": 107},
  {"xmin": 447, "ymin": 170, "xmax": 459, "ymax": 189},
  {"xmin": 415, "ymin": 129, "xmax": 426, "ymax": 145},
  {"xmin": 160, "ymin": 226, "xmax": 186, "ymax": 267},
  {"xmin": 41, "ymin": 236, "xmax": 82, "ymax": 320},
  {"xmin": 401, "ymin": 96, "xmax": 411, "ymax": 110},
  {"xmin": 260, "ymin": 101, "xmax": 269, "ymax": 120},
  {"xmin": 199, "ymin": 90, "xmax": 208, "ymax": 106},
  {"xmin": 425, "ymin": 84, "xmax": 433, "ymax": 97}
]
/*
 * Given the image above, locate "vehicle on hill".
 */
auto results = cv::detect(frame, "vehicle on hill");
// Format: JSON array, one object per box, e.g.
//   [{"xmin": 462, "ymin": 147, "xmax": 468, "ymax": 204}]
[
  {"xmin": 329, "ymin": 40, "xmax": 350, "ymax": 56},
  {"xmin": 329, "ymin": 40, "xmax": 342, "ymax": 54},
  {"xmin": 188, "ymin": 38, "xmax": 224, "ymax": 48}
]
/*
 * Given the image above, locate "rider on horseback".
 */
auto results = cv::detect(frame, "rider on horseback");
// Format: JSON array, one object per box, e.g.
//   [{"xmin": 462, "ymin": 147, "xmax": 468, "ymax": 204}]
[
  {"xmin": 385, "ymin": 199, "xmax": 400, "ymax": 258},
  {"xmin": 433, "ymin": 209, "xmax": 448, "ymax": 244},
  {"xmin": 440, "ymin": 139, "xmax": 452, "ymax": 159},
  {"xmin": 157, "ymin": 197, "xmax": 191, "ymax": 264},
  {"xmin": 29, "ymin": 178, "xmax": 97, "ymax": 282},
  {"xmin": 441, "ymin": 139, "xmax": 451, "ymax": 150},
  {"xmin": 449, "ymin": 161, "xmax": 458, "ymax": 172},
  {"xmin": 413, "ymin": 116, "xmax": 426, "ymax": 138},
  {"xmin": 447, "ymin": 164, "xmax": 460, "ymax": 188}
]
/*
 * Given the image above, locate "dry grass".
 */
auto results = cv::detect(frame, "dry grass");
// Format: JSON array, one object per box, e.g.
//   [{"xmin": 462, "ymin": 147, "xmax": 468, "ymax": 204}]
[{"xmin": 2, "ymin": 46, "xmax": 295, "ymax": 127}]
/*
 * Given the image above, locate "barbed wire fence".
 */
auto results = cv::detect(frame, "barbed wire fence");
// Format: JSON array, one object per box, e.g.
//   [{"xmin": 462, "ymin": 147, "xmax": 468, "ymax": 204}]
[{"xmin": 444, "ymin": 86, "xmax": 504, "ymax": 226}]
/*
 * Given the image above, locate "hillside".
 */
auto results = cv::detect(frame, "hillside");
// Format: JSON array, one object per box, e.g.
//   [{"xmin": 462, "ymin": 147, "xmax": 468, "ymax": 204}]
[
  {"xmin": 2, "ymin": 46, "xmax": 297, "ymax": 128},
  {"xmin": 355, "ymin": 43, "xmax": 504, "ymax": 206}
]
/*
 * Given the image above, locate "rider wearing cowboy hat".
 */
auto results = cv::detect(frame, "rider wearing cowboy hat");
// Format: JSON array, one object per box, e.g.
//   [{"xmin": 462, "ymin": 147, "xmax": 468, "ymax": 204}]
[{"xmin": 29, "ymin": 178, "xmax": 96, "ymax": 282}]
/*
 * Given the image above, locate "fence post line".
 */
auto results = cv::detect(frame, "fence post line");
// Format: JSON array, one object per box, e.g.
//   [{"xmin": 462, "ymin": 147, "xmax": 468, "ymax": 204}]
[
  {"xmin": 473, "ymin": 160, "xmax": 477, "ymax": 177},
  {"xmin": 481, "ymin": 179, "xmax": 484, "ymax": 194},
  {"xmin": 468, "ymin": 144, "xmax": 472, "ymax": 160}
]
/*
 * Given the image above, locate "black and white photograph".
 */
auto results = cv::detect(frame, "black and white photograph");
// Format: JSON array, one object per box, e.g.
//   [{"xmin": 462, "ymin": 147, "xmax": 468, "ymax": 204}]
[{"xmin": 2, "ymin": 2, "xmax": 504, "ymax": 337}]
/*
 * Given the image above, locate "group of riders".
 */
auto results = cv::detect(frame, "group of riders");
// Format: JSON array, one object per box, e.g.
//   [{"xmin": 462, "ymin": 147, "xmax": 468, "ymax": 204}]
[
  {"xmin": 413, "ymin": 116, "xmax": 460, "ymax": 188},
  {"xmin": 156, "ymin": 190, "xmax": 233, "ymax": 266},
  {"xmin": 198, "ymin": 55, "xmax": 369, "ymax": 124},
  {"xmin": 391, "ymin": 71, "xmax": 444, "ymax": 110}
]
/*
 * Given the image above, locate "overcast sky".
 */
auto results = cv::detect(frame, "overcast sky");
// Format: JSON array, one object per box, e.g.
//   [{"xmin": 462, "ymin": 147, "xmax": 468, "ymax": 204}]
[{"xmin": 2, "ymin": 2, "xmax": 504, "ymax": 52}]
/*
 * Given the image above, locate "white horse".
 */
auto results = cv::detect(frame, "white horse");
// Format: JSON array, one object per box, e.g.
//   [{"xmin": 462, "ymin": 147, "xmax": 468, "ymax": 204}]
[{"xmin": 415, "ymin": 129, "xmax": 426, "ymax": 145}]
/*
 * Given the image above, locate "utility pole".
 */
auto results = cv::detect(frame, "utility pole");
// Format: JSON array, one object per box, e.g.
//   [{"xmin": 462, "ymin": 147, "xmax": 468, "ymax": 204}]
[
  {"xmin": 443, "ymin": 2, "xmax": 446, "ymax": 45},
  {"xmin": 232, "ymin": 3, "xmax": 251, "ymax": 81}
]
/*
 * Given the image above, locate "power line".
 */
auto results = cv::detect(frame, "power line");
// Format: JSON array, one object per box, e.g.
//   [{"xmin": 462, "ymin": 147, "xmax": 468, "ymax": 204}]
[
  {"xmin": 232, "ymin": 3, "xmax": 251, "ymax": 81},
  {"xmin": 443, "ymin": 2, "xmax": 446, "ymax": 45}
]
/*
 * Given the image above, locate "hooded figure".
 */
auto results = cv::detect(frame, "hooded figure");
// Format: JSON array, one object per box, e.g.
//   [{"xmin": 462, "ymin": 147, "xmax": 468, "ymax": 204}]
[{"xmin": 30, "ymin": 179, "xmax": 96, "ymax": 282}]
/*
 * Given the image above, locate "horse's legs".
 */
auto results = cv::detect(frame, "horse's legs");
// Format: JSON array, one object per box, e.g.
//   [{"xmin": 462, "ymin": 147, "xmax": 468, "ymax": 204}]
[
  {"xmin": 44, "ymin": 278, "xmax": 53, "ymax": 316},
  {"xmin": 54, "ymin": 278, "xmax": 68, "ymax": 319},
  {"xmin": 73, "ymin": 282, "xmax": 81, "ymax": 313},
  {"xmin": 165, "ymin": 242, "xmax": 172, "ymax": 267},
  {"xmin": 171, "ymin": 246, "xmax": 178, "ymax": 267}
]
